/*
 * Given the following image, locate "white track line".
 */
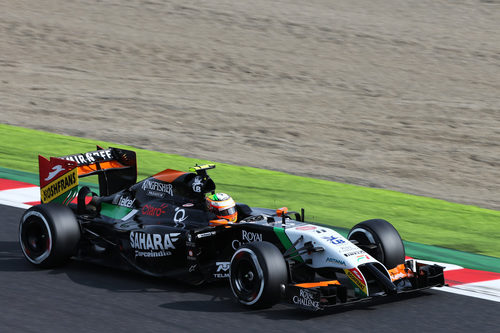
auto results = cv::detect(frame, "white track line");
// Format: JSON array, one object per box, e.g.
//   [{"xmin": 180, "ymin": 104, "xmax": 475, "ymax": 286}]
[
  {"xmin": 0, "ymin": 187, "xmax": 40, "ymax": 204},
  {"xmin": 435, "ymin": 279, "xmax": 500, "ymax": 303}
]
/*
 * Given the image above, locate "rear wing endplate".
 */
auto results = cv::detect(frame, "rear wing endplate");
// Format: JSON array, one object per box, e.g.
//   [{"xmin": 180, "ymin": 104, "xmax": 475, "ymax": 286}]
[{"xmin": 39, "ymin": 146, "xmax": 137, "ymax": 203}]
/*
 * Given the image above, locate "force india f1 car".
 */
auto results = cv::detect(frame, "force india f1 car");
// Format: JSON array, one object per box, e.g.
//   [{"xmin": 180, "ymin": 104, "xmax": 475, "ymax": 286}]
[{"xmin": 19, "ymin": 147, "xmax": 445, "ymax": 311}]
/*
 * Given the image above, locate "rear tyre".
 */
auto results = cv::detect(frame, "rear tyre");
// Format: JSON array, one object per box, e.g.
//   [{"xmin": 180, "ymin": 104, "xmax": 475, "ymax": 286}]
[
  {"xmin": 229, "ymin": 241, "xmax": 288, "ymax": 309},
  {"xmin": 19, "ymin": 204, "xmax": 80, "ymax": 268},
  {"xmin": 348, "ymin": 219, "xmax": 405, "ymax": 269}
]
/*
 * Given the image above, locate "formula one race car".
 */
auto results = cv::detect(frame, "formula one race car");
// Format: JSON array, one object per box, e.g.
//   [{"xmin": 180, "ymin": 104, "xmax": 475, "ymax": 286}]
[{"xmin": 19, "ymin": 147, "xmax": 445, "ymax": 310}]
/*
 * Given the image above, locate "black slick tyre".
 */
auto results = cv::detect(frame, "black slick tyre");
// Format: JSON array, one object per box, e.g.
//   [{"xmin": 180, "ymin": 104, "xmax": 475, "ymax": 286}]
[
  {"xmin": 229, "ymin": 241, "xmax": 288, "ymax": 309},
  {"xmin": 19, "ymin": 203, "xmax": 80, "ymax": 268},
  {"xmin": 347, "ymin": 219, "xmax": 405, "ymax": 270}
]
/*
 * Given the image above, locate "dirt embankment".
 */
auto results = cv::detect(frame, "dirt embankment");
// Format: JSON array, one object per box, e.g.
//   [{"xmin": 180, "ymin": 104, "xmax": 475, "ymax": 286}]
[{"xmin": 1, "ymin": 0, "xmax": 499, "ymax": 209}]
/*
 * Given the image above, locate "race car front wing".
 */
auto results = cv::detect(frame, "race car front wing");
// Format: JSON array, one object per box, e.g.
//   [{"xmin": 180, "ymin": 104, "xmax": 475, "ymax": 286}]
[{"xmin": 284, "ymin": 260, "xmax": 445, "ymax": 311}]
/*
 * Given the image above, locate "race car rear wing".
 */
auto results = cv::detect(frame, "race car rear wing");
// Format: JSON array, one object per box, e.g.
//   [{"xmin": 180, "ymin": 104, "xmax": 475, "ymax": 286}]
[{"xmin": 39, "ymin": 146, "xmax": 137, "ymax": 203}]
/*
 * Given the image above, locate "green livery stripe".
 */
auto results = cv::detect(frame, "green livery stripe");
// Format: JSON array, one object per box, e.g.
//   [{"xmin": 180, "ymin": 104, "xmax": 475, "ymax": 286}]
[
  {"xmin": 273, "ymin": 227, "xmax": 304, "ymax": 262},
  {"xmin": 49, "ymin": 187, "xmax": 78, "ymax": 205},
  {"xmin": 100, "ymin": 202, "xmax": 132, "ymax": 220}
]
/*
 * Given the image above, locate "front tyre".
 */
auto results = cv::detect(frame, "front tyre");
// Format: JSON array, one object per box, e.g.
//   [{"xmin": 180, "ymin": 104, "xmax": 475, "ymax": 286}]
[
  {"xmin": 19, "ymin": 204, "xmax": 80, "ymax": 268},
  {"xmin": 229, "ymin": 241, "xmax": 288, "ymax": 309},
  {"xmin": 348, "ymin": 219, "xmax": 405, "ymax": 270}
]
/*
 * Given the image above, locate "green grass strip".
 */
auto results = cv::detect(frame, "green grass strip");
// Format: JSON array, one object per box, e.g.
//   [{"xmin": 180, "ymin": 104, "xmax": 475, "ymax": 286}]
[{"xmin": 1, "ymin": 124, "xmax": 499, "ymax": 268}]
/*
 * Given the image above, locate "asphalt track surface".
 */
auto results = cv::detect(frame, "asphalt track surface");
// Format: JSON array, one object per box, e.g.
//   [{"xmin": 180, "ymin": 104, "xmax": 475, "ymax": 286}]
[{"xmin": 1, "ymin": 204, "xmax": 498, "ymax": 332}]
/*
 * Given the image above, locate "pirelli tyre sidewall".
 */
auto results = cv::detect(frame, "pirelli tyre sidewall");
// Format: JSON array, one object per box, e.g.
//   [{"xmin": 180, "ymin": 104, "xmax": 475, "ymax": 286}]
[
  {"xmin": 19, "ymin": 203, "xmax": 80, "ymax": 268},
  {"xmin": 347, "ymin": 219, "xmax": 405, "ymax": 270},
  {"xmin": 229, "ymin": 241, "xmax": 288, "ymax": 309}
]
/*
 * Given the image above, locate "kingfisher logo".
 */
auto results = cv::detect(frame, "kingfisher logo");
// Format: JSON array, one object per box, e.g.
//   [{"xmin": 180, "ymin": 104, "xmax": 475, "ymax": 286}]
[{"xmin": 142, "ymin": 180, "xmax": 173, "ymax": 197}]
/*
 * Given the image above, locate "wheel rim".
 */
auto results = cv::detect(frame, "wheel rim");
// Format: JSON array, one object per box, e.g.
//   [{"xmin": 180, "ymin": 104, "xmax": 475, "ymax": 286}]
[
  {"xmin": 348, "ymin": 228, "xmax": 385, "ymax": 264},
  {"xmin": 230, "ymin": 248, "xmax": 265, "ymax": 305},
  {"xmin": 19, "ymin": 211, "xmax": 52, "ymax": 264}
]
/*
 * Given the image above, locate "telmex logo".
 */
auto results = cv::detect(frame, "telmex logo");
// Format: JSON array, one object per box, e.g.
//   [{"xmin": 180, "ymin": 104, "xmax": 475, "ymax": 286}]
[
  {"xmin": 216, "ymin": 262, "xmax": 230, "ymax": 272},
  {"xmin": 41, "ymin": 169, "xmax": 78, "ymax": 203},
  {"xmin": 214, "ymin": 262, "xmax": 230, "ymax": 278}
]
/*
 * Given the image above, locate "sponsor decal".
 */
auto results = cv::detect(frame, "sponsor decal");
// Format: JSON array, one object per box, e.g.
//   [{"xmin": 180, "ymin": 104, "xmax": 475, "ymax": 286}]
[
  {"xmin": 344, "ymin": 250, "xmax": 366, "ymax": 257},
  {"xmin": 231, "ymin": 240, "xmax": 241, "ymax": 250},
  {"xmin": 295, "ymin": 225, "xmax": 317, "ymax": 231},
  {"xmin": 118, "ymin": 196, "xmax": 135, "ymax": 208},
  {"xmin": 141, "ymin": 179, "xmax": 173, "ymax": 198},
  {"xmin": 326, "ymin": 257, "xmax": 346, "ymax": 266},
  {"xmin": 129, "ymin": 231, "xmax": 180, "ymax": 257},
  {"xmin": 141, "ymin": 203, "xmax": 168, "ymax": 217},
  {"xmin": 63, "ymin": 149, "xmax": 113, "ymax": 165},
  {"xmin": 41, "ymin": 168, "xmax": 78, "ymax": 203},
  {"xmin": 292, "ymin": 289, "xmax": 320, "ymax": 310},
  {"xmin": 174, "ymin": 207, "xmax": 188, "ymax": 228},
  {"xmin": 356, "ymin": 254, "xmax": 371, "ymax": 262},
  {"xmin": 344, "ymin": 268, "xmax": 367, "ymax": 295},
  {"xmin": 214, "ymin": 262, "xmax": 230, "ymax": 278},
  {"xmin": 242, "ymin": 230, "xmax": 263, "ymax": 242},
  {"xmin": 232, "ymin": 230, "xmax": 264, "ymax": 250},
  {"xmin": 183, "ymin": 203, "xmax": 194, "ymax": 208},
  {"xmin": 44, "ymin": 165, "xmax": 66, "ymax": 181},
  {"xmin": 197, "ymin": 231, "xmax": 216, "ymax": 239},
  {"xmin": 192, "ymin": 176, "xmax": 203, "ymax": 193},
  {"xmin": 322, "ymin": 235, "xmax": 346, "ymax": 245}
]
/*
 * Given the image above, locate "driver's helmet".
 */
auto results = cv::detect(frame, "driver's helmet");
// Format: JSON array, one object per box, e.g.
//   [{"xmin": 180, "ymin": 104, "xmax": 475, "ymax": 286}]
[{"xmin": 206, "ymin": 193, "xmax": 237, "ymax": 222}]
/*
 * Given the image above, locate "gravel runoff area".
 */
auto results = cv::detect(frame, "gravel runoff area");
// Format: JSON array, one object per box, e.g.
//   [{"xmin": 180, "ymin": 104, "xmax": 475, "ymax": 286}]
[{"xmin": 1, "ymin": 0, "xmax": 499, "ymax": 210}]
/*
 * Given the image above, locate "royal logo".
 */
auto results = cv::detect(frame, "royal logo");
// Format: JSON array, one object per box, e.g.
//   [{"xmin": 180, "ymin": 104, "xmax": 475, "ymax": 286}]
[
  {"xmin": 292, "ymin": 289, "xmax": 320, "ymax": 310},
  {"xmin": 142, "ymin": 180, "xmax": 173, "ymax": 197},
  {"xmin": 242, "ymin": 230, "xmax": 263, "ymax": 243}
]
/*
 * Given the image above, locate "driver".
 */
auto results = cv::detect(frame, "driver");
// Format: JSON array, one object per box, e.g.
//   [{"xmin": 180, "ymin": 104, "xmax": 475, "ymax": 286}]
[{"xmin": 206, "ymin": 193, "xmax": 237, "ymax": 222}]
